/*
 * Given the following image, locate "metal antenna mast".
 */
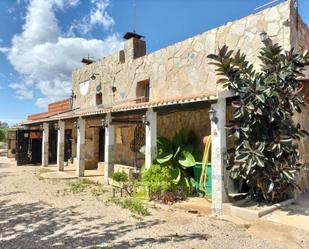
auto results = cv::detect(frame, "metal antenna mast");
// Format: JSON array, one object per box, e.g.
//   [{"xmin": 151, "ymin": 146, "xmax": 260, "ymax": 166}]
[{"xmin": 133, "ymin": 0, "xmax": 137, "ymax": 33}]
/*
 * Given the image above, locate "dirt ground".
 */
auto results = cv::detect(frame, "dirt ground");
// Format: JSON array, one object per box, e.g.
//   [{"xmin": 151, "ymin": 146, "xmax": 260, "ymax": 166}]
[{"xmin": 0, "ymin": 157, "xmax": 308, "ymax": 249}]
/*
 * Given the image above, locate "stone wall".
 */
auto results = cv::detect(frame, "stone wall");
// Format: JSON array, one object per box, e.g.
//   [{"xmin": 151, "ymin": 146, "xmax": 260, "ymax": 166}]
[
  {"xmin": 111, "ymin": 104, "xmax": 234, "ymax": 166},
  {"xmin": 157, "ymin": 108, "xmax": 211, "ymax": 156},
  {"xmin": 114, "ymin": 125, "xmax": 137, "ymax": 166},
  {"xmin": 289, "ymin": 0, "xmax": 309, "ymax": 78},
  {"xmin": 72, "ymin": 1, "xmax": 291, "ymax": 110},
  {"xmin": 66, "ymin": 118, "xmax": 102, "ymax": 169}
]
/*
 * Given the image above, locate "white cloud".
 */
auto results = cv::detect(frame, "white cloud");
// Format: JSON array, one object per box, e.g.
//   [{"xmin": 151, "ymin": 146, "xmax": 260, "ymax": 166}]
[
  {"xmin": 1, "ymin": 0, "xmax": 123, "ymax": 108},
  {"xmin": 68, "ymin": 0, "xmax": 114, "ymax": 36},
  {"xmin": 9, "ymin": 83, "xmax": 33, "ymax": 99}
]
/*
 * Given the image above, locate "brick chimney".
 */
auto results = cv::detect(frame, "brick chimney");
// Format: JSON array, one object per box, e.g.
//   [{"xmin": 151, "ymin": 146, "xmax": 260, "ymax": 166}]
[{"xmin": 123, "ymin": 32, "xmax": 146, "ymax": 60}]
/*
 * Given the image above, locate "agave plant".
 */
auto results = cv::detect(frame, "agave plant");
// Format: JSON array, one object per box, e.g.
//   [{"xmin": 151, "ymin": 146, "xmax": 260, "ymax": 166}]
[{"xmin": 208, "ymin": 44, "xmax": 309, "ymax": 202}]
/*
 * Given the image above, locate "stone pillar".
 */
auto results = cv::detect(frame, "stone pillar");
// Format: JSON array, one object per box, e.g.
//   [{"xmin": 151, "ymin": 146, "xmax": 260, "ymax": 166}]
[
  {"xmin": 57, "ymin": 120, "xmax": 65, "ymax": 171},
  {"xmin": 76, "ymin": 117, "xmax": 85, "ymax": 177},
  {"xmin": 145, "ymin": 108, "xmax": 157, "ymax": 169},
  {"xmin": 104, "ymin": 113, "xmax": 114, "ymax": 184},
  {"xmin": 211, "ymin": 98, "xmax": 228, "ymax": 215},
  {"xmin": 42, "ymin": 122, "xmax": 49, "ymax": 167}
]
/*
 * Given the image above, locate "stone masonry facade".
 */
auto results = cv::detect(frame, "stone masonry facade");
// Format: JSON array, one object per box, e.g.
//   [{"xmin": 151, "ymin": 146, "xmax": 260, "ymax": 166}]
[{"xmin": 72, "ymin": 1, "xmax": 299, "ymax": 111}]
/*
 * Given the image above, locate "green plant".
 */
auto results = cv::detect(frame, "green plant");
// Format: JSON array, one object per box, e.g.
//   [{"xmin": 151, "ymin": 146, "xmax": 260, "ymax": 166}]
[
  {"xmin": 91, "ymin": 187, "xmax": 108, "ymax": 198},
  {"xmin": 66, "ymin": 178, "xmax": 97, "ymax": 193},
  {"xmin": 0, "ymin": 128, "xmax": 8, "ymax": 143},
  {"xmin": 111, "ymin": 171, "xmax": 128, "ymax": 182},
  {"xmin": 142, "ymin": 164, "xmax": 174, "ymax": 194},
  {"xmin": 109, "ymin": 197, "xmax": 150, "ymax": 216},
  {"xmin": 208, "ymin": 44, "xmax": 309, "ymax": 202},
  {"xmin": 142, "ymin": 128, "xmax": 197, "ymax": 186}
]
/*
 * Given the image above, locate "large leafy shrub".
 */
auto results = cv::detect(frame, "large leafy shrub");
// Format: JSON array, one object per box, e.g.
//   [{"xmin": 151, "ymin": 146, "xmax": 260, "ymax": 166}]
[
  {"xmin": 141, "ymin": 164, "xmax": 174, "ymax": 193},
  {"xmin": 141, "ymin": 129, "xmax": 198, "ymax": 199},
  {"xmin": 111, "ymin": 171, "xmax": 128, "ymax": 182},
  {"xmin": 208, "ymin": 44, "xmax": 309, "ymax": 202}
]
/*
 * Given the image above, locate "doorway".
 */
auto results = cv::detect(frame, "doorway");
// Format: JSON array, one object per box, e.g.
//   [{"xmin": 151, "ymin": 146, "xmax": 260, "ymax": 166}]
[
  {"xmin": 49, "ymin": 128, "xmax": 58, "ymax": 164},
  {"xmin": 16, "ymin": 129, "xmax": 42, "ymax": 166}
]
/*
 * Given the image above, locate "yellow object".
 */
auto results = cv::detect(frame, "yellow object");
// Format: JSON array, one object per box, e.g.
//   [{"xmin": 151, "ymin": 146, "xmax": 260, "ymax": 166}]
[{"xmin": 199, "ymin": 136, "xmax": 211, "ymax": 193}]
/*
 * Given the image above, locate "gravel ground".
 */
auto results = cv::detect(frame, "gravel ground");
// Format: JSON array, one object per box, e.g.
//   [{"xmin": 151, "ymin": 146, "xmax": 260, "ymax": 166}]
[{"xmin": 0, "ymin": 157, "xmax": 307, "ymax": 249}]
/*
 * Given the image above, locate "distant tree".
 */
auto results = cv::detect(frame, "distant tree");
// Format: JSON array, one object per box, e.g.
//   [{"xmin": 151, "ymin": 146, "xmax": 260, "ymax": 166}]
[
  {"xmin": 0, "ymin": 128, "xmax": 7, "ymax": 142},
  {"xmin": 0, "ymin": 121, "xmax": 9, "ymax": 128}
]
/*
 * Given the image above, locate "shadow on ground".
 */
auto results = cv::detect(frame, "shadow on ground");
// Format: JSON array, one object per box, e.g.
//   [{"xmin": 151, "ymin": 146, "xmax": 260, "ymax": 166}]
[{"xmin": 0, "ymin": 193, "xmax": 210, "ymax": 248}]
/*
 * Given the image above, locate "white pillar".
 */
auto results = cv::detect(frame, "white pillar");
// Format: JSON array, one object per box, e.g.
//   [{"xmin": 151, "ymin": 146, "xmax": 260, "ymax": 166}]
[
  {"xmin": 76, "ymin": 117, "xmax": 85, "ymax": 177},
  {"xmin": 42, "ymin": 122, "xmax": 49, "ymax": 167},
  {"xmin": 57, "ymin": 120, "xmax": 65, "ymax": 171},
  {"xmin": 145, "ymin": 108, "xmax": 157, "ymax": 169},
  {"xmin": 104, "ymin": 113, "xmax": 114, "ymax": 184},
  {"xmin": 211, "ymin": 98, "xmax": 228, "ymax": 215}
]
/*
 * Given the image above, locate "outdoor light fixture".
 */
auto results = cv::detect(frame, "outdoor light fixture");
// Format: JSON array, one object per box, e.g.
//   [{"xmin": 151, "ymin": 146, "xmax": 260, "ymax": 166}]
[
  {"xmin": 142, "ymin": 115, "xmax": 149, "ymax": 126},
  {"xmin": 208, "ymin": 107, "xmax": 218, "ymax": 124},
  {"xmin": 90, "ymin": 73, "xmax": 100, "ymax": 81},
  {"xmin": 111, "ymin": 86, "xmax": 117, "ymax": 93},
  {"xmin": 74, "ymin": 121, "xmax": 80, "ymax": 129},
  {"xmin": 71, "ymin": 90, "xmax": 76, "ymax": 99},
  {"xmin": 101, "ymin": 118, "xmax": 109, "ymax": 128},
  {"xmin": 260, "ymin": 31, "xmax": 272, "ymax": 46},
  {"xmin": 54, "ymin": 123, "xmax": 59, "ymax": 130}
]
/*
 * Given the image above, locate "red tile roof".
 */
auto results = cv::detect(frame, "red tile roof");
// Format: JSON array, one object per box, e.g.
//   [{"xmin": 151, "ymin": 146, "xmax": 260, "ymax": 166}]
[
  {"xmin": 27, "ymin": 99, "xmax": 71, "ymax": 121},
  {"xmin": 21, "ymin": 91, "xmax": 218, "ymax": 125}
]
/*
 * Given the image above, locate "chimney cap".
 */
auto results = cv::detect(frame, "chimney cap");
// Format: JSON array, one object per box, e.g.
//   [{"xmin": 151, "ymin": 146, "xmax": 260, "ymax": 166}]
[
  {"xmin": 123, "ymin": 32, "xmax": 144, "ymax": 40},
  {"xmin": 81, "ymin": 58, "xmax": 95, "ymax": 65}
]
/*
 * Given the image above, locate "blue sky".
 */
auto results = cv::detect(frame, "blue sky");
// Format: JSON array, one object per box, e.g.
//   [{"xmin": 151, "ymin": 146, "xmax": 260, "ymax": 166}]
[{"xmin": 0, "ymin": 0, "xmax": 308, "ymax": 125}]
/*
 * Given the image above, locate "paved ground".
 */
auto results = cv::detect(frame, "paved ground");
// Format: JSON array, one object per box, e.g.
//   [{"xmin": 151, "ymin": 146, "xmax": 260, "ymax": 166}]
[
  {"xmin": 0, "ymin": 157, "xmax": 308, "ymax": 249},
  {"xmin": 262, "ymin": 196, "xmax": 309, "ymax": 232}
]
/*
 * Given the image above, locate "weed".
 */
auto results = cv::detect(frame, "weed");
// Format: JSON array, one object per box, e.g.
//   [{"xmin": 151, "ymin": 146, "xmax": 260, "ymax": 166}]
[
  {"xmin": 91, "ymin": 187, "xmax": 108, "ymax": 198},
  {"xmin": 66, "ymin": 179, "xmax": 97, "ymax": 193},
  {"xmin": 109, "ymin": 197, "xmax": 150, "ymax": 216}
]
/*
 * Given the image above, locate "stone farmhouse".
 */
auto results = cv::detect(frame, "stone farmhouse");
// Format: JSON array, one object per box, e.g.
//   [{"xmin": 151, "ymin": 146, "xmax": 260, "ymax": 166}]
[{"xmin": 9, "ymin": 0, "xmax": 309, "ymax": 215}]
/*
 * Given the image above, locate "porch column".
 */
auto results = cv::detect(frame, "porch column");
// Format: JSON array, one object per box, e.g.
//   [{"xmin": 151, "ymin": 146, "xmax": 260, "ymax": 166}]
[
  {"xmin": 42, "ymin": 122, "xmax": 49, "ymax": 167},
  {"xmin": 104, "ymin": 113, "xmax": 114, "ymax": 184},
  {"xmin": 211, "ymin": 98, "xmax": 228, "ymax": 215},
  {"xmin": 76, "ymin": 117, "xmax": 85, "ymax": 177},
  {"xmin": 145, "ymin": 108, "xmax": 157, "ymax": 169},
  {"xmin": 57, "ymin": 120, "xmax": 65, "ymax": 171}
]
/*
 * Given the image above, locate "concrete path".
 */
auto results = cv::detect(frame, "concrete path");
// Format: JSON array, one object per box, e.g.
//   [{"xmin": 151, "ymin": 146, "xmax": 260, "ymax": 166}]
[
  {"xmin": 262, "ymin": 196, "xmax": 309, "ymax": 232},
  {"xmin": 0, "ymin": 156, "xmax": 308, "ymax": 249}
]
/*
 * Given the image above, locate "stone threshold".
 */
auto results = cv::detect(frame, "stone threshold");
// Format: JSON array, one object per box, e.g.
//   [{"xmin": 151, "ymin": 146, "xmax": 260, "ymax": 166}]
[{"xmin": 229, "ymin": 198, "xmax": 295, "ymax": 221}]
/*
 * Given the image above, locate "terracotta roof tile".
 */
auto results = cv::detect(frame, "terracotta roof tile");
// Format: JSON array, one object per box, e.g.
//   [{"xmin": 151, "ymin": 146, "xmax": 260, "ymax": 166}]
[{"xmin": 21, "ymin": 91, "xmax": 218, "ymax": 125}]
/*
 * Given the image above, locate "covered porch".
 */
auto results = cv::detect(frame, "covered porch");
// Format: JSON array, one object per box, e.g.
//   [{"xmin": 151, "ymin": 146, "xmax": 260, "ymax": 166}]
[{"xmin": 21, "ymin": 90, "xmax": 235, "ymax": 215}]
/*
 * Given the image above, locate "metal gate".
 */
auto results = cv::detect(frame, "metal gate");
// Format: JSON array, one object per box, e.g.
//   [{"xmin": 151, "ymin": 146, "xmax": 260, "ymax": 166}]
[{"xmin": 16, "ymin": 129, "xmax": 42, "ymax": 166}]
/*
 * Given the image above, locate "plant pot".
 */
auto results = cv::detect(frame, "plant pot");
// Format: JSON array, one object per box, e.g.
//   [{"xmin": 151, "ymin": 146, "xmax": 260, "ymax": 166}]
[
  {"xmin": 194, "ymin": 162, "xmax": 212, "ymax": 196},
  {"xmin": 108, "ymin": 178, "xmax": 125, "ymax": 188}
]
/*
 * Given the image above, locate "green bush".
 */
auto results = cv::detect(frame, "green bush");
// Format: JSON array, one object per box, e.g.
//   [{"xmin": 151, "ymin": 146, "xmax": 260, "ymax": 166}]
[
  {"xmin": 0, "ymin": 128, "xmax": 7, "ymax": 143},
  {"xmin": 109, "ymin": 197, "xmax": 150, "ymax": 216},
  {"xmin": 208, "ymin": 44, "xmax": 309, "ymax": 202},
  {"xmin": 141, "ymin": 164, "xmax": 174, "ymax": 194},
  {"xmin": 111, "ymin": 171, "xmax": 128, "ymax": 182}
]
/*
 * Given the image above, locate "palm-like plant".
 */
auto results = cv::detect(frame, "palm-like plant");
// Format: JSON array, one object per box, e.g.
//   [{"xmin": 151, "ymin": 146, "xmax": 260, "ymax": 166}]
[{"xmin": 208, "ymin": 44, "xmax": 309, "ymax": 202}]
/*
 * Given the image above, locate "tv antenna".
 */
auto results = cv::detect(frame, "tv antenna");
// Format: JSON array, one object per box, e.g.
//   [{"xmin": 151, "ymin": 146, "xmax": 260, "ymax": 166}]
[{"xmin": 133, "ymin": 0, "xmax": 137, "ymax": 33}]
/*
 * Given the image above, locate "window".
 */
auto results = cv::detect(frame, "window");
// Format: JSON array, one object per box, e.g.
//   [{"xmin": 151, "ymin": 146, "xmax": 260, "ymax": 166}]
[
  {"xmin": 136, "ymin": 79, "xmax": 150, "ymax": 103},
  {"xmin": 96, "ymin": 92, "xmax": 102, "ymax": 105}
]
